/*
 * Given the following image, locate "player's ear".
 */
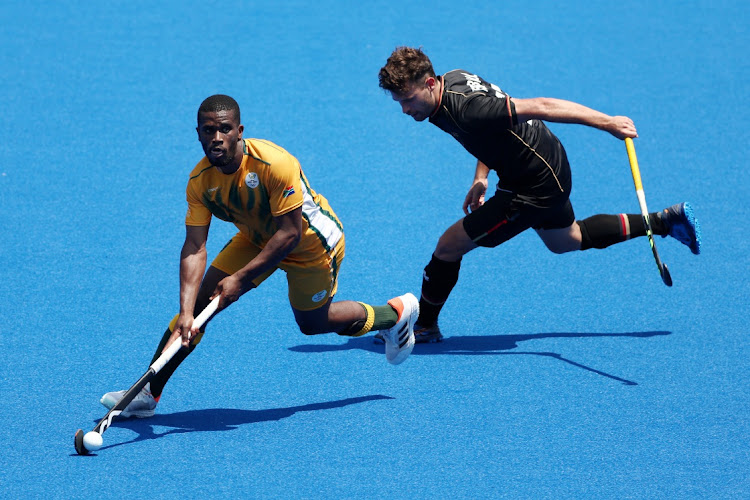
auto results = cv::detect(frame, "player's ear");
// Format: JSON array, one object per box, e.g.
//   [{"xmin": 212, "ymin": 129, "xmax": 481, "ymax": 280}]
[
  {"xmin": 425, "ymin": 76, "xmax": 436, "ymax": 90},
  {"xmin": 238, "ymin": 124, "xmax": 244, "ymax": 140}
]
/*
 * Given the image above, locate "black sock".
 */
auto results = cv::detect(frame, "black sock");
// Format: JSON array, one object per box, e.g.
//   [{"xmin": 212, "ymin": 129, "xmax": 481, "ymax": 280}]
[
  {"xmin": 651, "ymin": 211, "xmax": 667, "ymax": 235},
  {"xmin": 418, "ymin": 254, "xmax": 461, "ymax": 326},
  {"xmin": 148, "ymin": 295, "xmax": 216, "ymax": 398},
  {"xmin": 148, "ymin": 322, "xmax": 198, "ymax": 399},
  {"xmin": 149, "ymin": 345, "xmax": 192, "ymax": 399},
  {"xmin": 578, "ymin": 212, "xmax": 662, "ymax": 250}
]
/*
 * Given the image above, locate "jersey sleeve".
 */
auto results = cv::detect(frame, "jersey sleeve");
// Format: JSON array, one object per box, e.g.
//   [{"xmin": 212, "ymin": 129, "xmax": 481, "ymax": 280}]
[
  {"xmin": 185, "ymin": 180, "xmax": 212, "ymax": 226},
  {"xmin": 263, "ymin": 153, "xmax": 304, "ymax": 217},
  {"xmin": 460, "ymin": 90, "xmax": 518, "ymax": 132}
]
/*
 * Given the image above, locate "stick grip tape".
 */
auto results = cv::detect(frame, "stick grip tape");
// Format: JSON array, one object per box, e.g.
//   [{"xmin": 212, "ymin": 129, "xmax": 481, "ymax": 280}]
[{"xmin": 625, "ymin": 137, "xmax": 644, "ymax": 191}]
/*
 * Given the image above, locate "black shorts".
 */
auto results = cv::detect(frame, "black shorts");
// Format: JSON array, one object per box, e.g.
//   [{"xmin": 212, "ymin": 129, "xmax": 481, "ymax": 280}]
[{"xmin": 463, "ymin": 189, "xmax": 575, "ymax": 248}]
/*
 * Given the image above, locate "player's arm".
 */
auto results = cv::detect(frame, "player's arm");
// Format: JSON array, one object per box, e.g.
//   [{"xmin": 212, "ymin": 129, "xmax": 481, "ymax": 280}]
[
  {"xmin": 512, "ymin": 97, "xmax": 638, "ymax": 139},
  {"xmin": 214, "ymin": 207, "xmax": 303, "ymax": 308},
  {"xmin": 174, "ymin": 223, "xmax": 210, "ymax": 346},
  {"xmin": 463, "ymin": 160, "xmax": 490, "ymax": 215}
]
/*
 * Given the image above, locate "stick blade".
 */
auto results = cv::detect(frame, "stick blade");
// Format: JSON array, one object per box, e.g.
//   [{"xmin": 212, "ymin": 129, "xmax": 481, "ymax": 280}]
[
  {"xmin": 74, "ymin": 429, "xmax": 90, "ymax": 455},
  {"xmin": 661, "ymin": 263, "xmax": 673, "ymax": 287}
]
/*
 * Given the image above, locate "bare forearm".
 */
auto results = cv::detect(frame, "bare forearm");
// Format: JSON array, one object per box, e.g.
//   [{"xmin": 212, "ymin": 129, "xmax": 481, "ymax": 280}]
[
  {"xmin": 234, "ymin": 229, "xmax": 299, "ymax": 286},
  {"xmin": 179, "ymin": 244, "xmax": 207, "ymax": 316},
  {"xmin": 522, "ymin": 98, "xmax": 611, "ymax": 127},
  {"xmin": 473, "ymin": 160, "xmax": 491, "ymax": 182},
  {"xmin": 513, "ymin": 97, "xmax": 637, "ymax": 139}
]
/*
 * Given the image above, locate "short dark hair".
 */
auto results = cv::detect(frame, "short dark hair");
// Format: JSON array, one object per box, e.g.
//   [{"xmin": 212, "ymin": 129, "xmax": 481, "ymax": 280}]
[
  {"xmin": 378, "ymin": 46, "xmax": 436, "ymax": 94},
  {"xmin": 197, "ymin": 94, "xmax": 240, "ymax": 123}
]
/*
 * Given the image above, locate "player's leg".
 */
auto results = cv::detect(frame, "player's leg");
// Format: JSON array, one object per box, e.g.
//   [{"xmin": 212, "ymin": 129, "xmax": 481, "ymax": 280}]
[
  {"xmin": 293, "ymin": 298, "xmax": 411, "ymax": 338},
  {"xmin": 287, "ymin": 234, "xmax": 418, "ymax": 364},
  {"xmin": 286, "ymin": 234, "xmax": 359, "ymax": 335},
  {"xmin": 544, "ymin": 202, "xmax": 700, "ymax": 254},
  {"xmin": 414, "ymin": 192, "xmax": 535, "ymax": 342},
  {"xmin": 146, "ymin": 265, "xmax": 233, "ymax": 400},
  {"xmin": 99, "ymin": 265, "xmax": 232, "ymax": 417},
  {"xmin": 286, "ymin": 234, "xmax": 404, "ymax": 337},
  {"xmin": 535, "ymin": 199, "xmax": 580, "ymax": 253},
  {"xmin": 101, "ymin": 234, "xmax": 272, "ymax": 415},
  {"xmin": 292, "ymin": 296, "xmax": 418, "ymax": 365},
  {"xmin": 151, "ymin": 235, "xmax": 278, "ymax": 396},
  {"xmin": 412, "ymin": 219, "xmax": 475, "ymax": 342},
  {"xmin": 535, "ymin": 223, "xmax": 582, "ymax": 253},
  {"xmin": 537, "ymin": 197, "xmax": 666, "ymax": 253}
]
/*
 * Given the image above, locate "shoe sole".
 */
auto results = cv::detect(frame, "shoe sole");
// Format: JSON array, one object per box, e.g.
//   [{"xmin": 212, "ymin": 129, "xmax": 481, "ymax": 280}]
[
  {"xmin": 103, "ymin": 405, "xmax": 155, "ymax": 419},
  {"xmin": 666, "ymin": 202, "xmax": 701, "ymax": 255},
  {"xmin": 682, "ymin": 203, "xmax": 701, "ymax": 255},
  {"xmin": 375, "ymin": 332, "xmax": 443, "ymax": 344},
  {"xmin": 120, "ymin": 410, "xmax": 155, "ymax": 418}
]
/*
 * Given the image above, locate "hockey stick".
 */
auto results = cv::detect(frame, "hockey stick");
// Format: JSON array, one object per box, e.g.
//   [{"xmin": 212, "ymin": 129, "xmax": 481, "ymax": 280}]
[
  {"xmin": 624, "ymin": 137, "xmax": 672, "ymax": 287},
  {"xmin": 74, "ymin": 295, "xmax": 220, "ymax": 455}
]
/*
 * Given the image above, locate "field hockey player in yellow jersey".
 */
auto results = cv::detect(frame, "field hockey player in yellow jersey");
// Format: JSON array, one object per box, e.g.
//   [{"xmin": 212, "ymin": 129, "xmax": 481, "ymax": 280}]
[{"xmin": 99, "ymin": 95, "xmax": 418, "ymax": 418}]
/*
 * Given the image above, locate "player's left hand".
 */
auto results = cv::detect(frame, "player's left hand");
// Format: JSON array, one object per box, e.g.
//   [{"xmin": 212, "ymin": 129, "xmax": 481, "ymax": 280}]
[
  {"xmin": 214, "ymin": 274, "xmax": 246, "ymax": 310},
  {"xmin": 463, "ymin": 179, "xmax": 488, "ymax": 215}
]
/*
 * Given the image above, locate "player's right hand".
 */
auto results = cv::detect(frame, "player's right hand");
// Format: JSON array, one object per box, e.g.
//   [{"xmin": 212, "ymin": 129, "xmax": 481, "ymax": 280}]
[{"xmin": 608, "ymin": 116, "xmax": 638, "ymax": 140}]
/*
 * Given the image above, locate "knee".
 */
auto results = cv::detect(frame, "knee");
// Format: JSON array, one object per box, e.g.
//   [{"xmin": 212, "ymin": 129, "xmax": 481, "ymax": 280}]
[
  {"xmin": 434, "ymin": 235, "xmax": 466, "ymax": 261},
  {"xmin": 546, "ymin": 243, "xmax": 576, "ymax": 255},
  {"xmin": 538, "ymin": 224, "xmax": 582, "ymax": 254},
  {"xmin": 433, "ymin": 244, "xmax": 454, "ymax": 261},
  {"xmin": 297, "ymin": 321, "xmax": 326, "ymax": 336}
]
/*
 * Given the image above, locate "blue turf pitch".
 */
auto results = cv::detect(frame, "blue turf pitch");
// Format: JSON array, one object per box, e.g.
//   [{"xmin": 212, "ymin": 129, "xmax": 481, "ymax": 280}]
[{"xmin": 1, "ymin": 1, "xmax": 748, "ymax": 498}]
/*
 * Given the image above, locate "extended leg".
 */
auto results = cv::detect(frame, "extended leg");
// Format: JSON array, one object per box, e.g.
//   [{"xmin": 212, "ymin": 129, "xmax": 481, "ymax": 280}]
[
  {"xmin": 292, "ymin": 298, "xmax": 405, "ymax": 337},
  {"xmin": 575, "ymin": 212, "xmax": 663, "ymax": 251},
  {"xmin": 538, "ymin": 203, "xmax": 700, "ymax": 258}
]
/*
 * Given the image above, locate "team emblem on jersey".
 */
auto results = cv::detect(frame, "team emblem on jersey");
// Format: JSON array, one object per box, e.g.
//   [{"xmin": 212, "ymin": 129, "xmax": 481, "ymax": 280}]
[
  {"xmin": 245, "ymin": 172, "xmax": 259, "ymax": 188},
  {"xmin": 312, "ymin": 290, "xmax": 327, "ymax": 303},
  {"xmin": 282, "ymin": 185, "xmax": 295, "ymax": 198}
]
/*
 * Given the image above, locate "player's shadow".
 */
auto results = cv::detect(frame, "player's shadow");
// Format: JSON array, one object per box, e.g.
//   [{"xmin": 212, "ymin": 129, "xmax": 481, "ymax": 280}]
[
  {"xmin": 92, "ymin": 394, "xmax": 393, "ymax": 452},
  {"xmin": 290, "ymin": 330, "xmax": 672, "ymax": 386}
]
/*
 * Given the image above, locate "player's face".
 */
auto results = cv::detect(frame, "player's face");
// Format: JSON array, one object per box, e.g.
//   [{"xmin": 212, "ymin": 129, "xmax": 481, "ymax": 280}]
[
  {"xmin": 392, "ymin": 77, "xmax": 439, "ymax": 122},
  {"xmin": 197, "ymin": 109, "xmax": 244, "ymax": 171}
]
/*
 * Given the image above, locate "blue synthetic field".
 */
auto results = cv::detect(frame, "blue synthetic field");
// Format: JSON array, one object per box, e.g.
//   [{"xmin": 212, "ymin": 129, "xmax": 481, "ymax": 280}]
[{"xmin": 1, "ymin": 2, "xmax": 748, "ymax": 498}]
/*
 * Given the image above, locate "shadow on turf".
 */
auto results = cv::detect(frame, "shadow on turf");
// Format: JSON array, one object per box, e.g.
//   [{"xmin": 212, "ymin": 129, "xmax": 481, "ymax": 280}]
[
  {"xmin": 82, "ymin": 395, "xmax": 393, "ymax": 454},
  {"xmin": 290, "ymin": 330, "xmax": 672, "ymax": 386}
]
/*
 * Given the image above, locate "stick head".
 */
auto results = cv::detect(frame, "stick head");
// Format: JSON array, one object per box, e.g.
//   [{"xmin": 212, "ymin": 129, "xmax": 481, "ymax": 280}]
[
  {"xmin": 74, "ymin": 429, "xmax": 90, "ymax": 455},
  {"xmin": 661, "ymin": 263, "xmax": 673, "ymax": 287}
]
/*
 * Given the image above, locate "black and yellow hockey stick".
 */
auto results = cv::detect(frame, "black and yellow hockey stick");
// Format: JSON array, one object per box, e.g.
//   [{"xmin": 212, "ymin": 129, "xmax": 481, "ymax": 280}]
[{"xmin": 625, "ymin": 137, "xmax": 672, "ymax": 287}]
